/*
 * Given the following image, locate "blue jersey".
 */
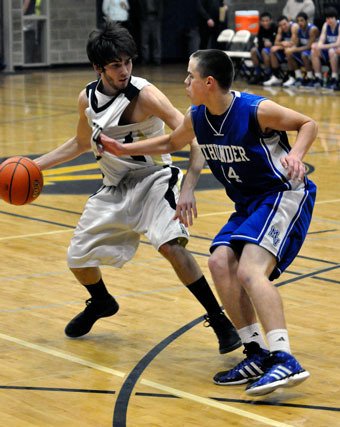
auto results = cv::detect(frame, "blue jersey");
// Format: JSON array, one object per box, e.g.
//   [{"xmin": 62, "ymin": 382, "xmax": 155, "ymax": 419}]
[
  {"xmin": 281, "ymin": 22, "xmax": 294, "ymax": 42},
  {"xmin": 325, "ymin": 20, "xmax": 339, "ymax": 44},
  {"xmin": 191, "ymin": 91, "xmax": 314, "ymax": 207},
  {"xmin": 297, "ymin": 23, "xmax": 315, "ymax": 46}
]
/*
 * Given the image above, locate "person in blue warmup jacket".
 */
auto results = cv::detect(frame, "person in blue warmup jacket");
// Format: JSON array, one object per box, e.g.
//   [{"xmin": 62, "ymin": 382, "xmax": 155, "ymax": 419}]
[{"xmin": 98, "ymin": 49, "xmax": 317, "ymax": 397}]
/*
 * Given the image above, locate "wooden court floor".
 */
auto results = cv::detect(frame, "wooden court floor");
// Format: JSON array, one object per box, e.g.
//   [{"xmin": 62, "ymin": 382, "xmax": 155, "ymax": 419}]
[{"xmin": 0, "ymin": 64, "xmax": 339, "ymax": 427}]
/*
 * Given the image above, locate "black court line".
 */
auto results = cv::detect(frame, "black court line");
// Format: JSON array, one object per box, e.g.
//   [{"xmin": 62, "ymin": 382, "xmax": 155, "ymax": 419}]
[
  {"xmin": 2, "ymin": 385, "xmax": 338, "ymax": 414},
  {"xmin": 0, "ymin": 385, "xmax": 115, "ymax": 394},
  {"xmin": 307, "ymin": 229, "xmax": 337, "ymax": 235},
  {"xmin": 112, "ymin": 261, "xmax": 340, "ymax": 427},
  {"xmin": 31, "ymin": 202, "xmax": 82, "ymax": 215},
  {"xmin": 0, "ymin": 210, "xmax": 75, "ymax": 229},
  {"xmin": 312, "ymin": 276, "xmax": 340, "ymax": 285},
  {"xmin": 211, "ymin": 397, "xmax": 340, "ymax": 413},
  {"xmin": 112, "ymin": 316, "xmax": 204, "ymax": 427},
  {"xmin": 0, "ymin": 210, "xmax": 338, "ymax": 269},
  {"xmin": 276, "ymin": 264, "xmax": 340, "ymax": 287}
]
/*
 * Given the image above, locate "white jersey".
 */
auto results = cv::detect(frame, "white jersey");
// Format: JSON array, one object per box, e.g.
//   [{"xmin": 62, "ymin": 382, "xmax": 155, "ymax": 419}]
[{"xmin": 85, "ymin": 76, "xmax": 172, "ymax": 186}]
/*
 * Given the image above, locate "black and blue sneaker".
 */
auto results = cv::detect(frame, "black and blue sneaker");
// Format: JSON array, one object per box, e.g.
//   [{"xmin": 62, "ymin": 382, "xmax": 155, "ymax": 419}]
[
  {"xmin": 213, "ymin": 341, "xmax": 270, "ymax": 385},
  {"xmin": 246, "ymin": 350, "xmax": 310, "ymax": 396}
]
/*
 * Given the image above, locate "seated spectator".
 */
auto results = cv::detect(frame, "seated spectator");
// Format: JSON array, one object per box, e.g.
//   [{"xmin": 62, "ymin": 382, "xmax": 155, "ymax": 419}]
[
  {"xmin": 263, "ymin": 15, "xmax": 297, "ymax": 86},
  {"xmin": 283, "ymin": 0, "xmax": 315, "ymax": 23},
  {"xmin": 311, "ymin": 7, "xmax": 340, "ymax": 90},
  {"xmin": 282, "ymin": 12, "xmax": 319, "ymax": 87},
  {"xmin": 249, "ymin": 12, "xmax": 277, "ymax": 84}
]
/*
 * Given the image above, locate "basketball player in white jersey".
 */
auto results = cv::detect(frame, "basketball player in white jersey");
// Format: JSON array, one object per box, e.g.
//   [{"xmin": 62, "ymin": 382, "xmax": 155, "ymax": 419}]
[
  {"xmin": 34, "ymin": 22, "xmax": 241, "ymax": 353},
  {"xmin": 98, "ymin": 49, "xmax": 317, "ymax": 396}
]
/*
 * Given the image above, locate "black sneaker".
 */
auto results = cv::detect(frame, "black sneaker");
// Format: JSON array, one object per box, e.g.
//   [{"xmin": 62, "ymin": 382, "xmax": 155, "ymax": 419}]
[
  {"xmin": 65, "ymin": 295, "xmax": 119, "ymax": 338},
  {"xmin": 248, "ymin": 75, "xmax": 263, "ymax": 85},
  {"xmin": 204, "ymin": 312, "xmax": 242, "ymax": 354}
]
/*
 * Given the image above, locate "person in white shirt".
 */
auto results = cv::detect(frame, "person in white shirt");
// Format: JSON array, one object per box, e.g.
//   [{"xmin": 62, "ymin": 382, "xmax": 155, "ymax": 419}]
[
  {"xmin": 282, "ymin": 0, "xmax": 315, "ymax": 23},
  {"xmin": 102, "ymin": 0, "xmax": 129, "ymax": 28}
]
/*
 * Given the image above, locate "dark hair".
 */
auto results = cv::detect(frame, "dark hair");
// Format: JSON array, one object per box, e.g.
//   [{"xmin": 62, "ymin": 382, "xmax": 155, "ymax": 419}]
[
  {"xmin": 260, "ymin": 12, "xmax": 272, "ymax": 19},
  {"xmin": 277, "ymin": 15, "xmax": 289, "ymax": 22},
  {"xmin": 86, "ymin": 21, "xmax": 137, "ymax": 69},
  {"xmin": 191, "ymin": 49, "xmax": 234, "ymax": 91},
  {"xmin": 325, "ymin": 7, "xmax": 338, "ymax": 18},
  {"xmin": 296, "ymin": 12, "xmax": 308, "ymax": 21}
]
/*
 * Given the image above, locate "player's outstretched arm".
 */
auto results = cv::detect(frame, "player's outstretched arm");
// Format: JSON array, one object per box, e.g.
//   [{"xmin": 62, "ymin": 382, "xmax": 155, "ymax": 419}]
[
  {"xmin": 99, "ymin": 110, "xmax": 196, "ymax": 156},
  {"xmin": 257, "ymin": 100, "xmax": 318, "ymax": 181},
  {"xmin": 35, "ymin": 90, "xmax": 92, "ymax": 170}
]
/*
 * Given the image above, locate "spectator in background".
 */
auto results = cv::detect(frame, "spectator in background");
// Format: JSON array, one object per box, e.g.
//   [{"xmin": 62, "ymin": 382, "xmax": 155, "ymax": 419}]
[
  {"xmin": 199, "ymin": 0, "xmax": 227, "ymax": 49},
  {"xmin": 178, "ymin": 0, "xmax": 203, "ymax": 57},
  {"xmin": 137, "ymin": 0, "xmax": 163, "ymax": 65},
  {"xmin": 263, "ymin": 15, "xmax": 297, "ymax": 86},
  {"xmin": 282, "ymin": 12, "xmax": 319, "ymax": 88},
  {"xmin": 311, "ymin": 7, "xmax": 340, "ymax": 90},
  {"xmin": 249, "ymin": 12, "xmax": 277, "ymax": 84},
  {"xmin": 102, "ymin": 0, "xmax": 130, "ymax": 30},
  {"xmin": 282, "ymin": 0, "xmax": 315, "ymax": 23},
  {"xmin": 0, "ymin": 0, "xmax": 5, "ymax": 70},
  {"xmin": 23, "ymin": 0, "xmax": 42, "ymax": 63}
]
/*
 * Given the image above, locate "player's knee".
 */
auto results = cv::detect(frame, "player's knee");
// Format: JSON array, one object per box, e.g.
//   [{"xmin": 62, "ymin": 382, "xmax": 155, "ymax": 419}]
[
  {"xmin": 236, "ymin": 264, "xmax": 255, "ymax": 290},
  {"xmin": 158, "ymin": 239, "xmax": 182, "ymax": 261},
  {"xmin": 208, "ymin": 251, "xmax": 227, "ymax": 277}
]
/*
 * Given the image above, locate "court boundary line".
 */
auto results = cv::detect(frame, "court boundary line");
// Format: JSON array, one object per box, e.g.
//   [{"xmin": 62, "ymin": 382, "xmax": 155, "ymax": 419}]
[
  {"xmin": 0, "ymin": 385, "xmax": 339, "ymax": 413},
  {"xmin": 0, "ymin": 329, "xmax": 290, "ymax": 427}
]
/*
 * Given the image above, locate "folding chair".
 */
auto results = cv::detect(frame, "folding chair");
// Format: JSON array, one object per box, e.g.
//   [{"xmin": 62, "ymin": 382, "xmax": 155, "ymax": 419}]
[
  {"xmin": 217, "ymin": 29, "xmax": 235, "ymax": 50},
  {"xmin": 225, "ymin": 30, "xmax": 252, "ymax": 80}
]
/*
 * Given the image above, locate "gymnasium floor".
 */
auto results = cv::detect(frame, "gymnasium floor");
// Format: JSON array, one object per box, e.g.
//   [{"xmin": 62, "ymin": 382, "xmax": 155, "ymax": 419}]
[{"xmin": 0, "ymin": 63, "xmax": 339, "ymax": 427}]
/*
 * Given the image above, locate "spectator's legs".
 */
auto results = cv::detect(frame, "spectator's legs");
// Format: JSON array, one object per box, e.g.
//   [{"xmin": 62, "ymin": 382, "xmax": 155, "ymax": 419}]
[{"xmin": 140, "ymin": 20, "xmax": 151, "ymax": 64}]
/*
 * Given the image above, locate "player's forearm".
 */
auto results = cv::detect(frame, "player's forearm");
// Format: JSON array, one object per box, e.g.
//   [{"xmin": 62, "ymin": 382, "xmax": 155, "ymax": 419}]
[
  {"xmin": 291, "ymin": 120, "xmax": 318, "ymax": 160},
  {"xmin": 35, "ymin": 138, "xmax": 89, "ymax": 170},
  {"xmin": 182, "ymin": 143, "xmax": 205, "ymax": 192},
  {"xmin": 100, "ymin": 134, "xmax": 178, "ymax": 156}
]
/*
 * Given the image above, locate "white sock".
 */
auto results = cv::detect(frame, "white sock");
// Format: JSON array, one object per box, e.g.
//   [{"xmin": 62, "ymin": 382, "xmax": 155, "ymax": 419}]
[
  {"xmin": 266, "ymin": 329, "xmax": 291, "ymax": 354},
  {"xmin": 307, "ymin": 71, "xmax": 313, "ymax": 79},
  {"xmin": 315, "ymin": 72, "xmax": 322, "ymax": 79},
  {"xmin": 331, "ymin": 73, "xmax": 338, "ymax": 80},
  {"xmin": 237, "ymin": 323, "xmax": 268, "ymax": 349},
  {"xmin": 295, "ymin": 69, "xmax": 302, "ymax": 78}
]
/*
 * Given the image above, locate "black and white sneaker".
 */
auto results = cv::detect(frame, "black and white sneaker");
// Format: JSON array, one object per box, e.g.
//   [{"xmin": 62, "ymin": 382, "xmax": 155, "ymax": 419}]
[{"xmin": 65, "ymin": 295, "xmax": 119, "ymax": 338}]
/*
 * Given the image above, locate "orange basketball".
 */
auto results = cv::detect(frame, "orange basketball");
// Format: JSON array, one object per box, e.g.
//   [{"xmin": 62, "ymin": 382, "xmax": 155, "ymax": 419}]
[{"xmin": 0, "ymin": 156, "xmax": 44, "ymax": 205}]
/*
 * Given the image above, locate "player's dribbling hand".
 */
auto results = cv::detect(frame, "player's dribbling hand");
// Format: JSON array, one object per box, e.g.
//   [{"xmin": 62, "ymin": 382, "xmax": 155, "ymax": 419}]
[
  {"xmin": 97, "ymin": 133, "xmax": 125, "ymax": 156},
  {"xmin": 174, "ymin": 190, "xmax": 197, "ymax": 227},
  {"xmin": 280, "ymin": 154, "xmax": 306, "ymax": 182}
]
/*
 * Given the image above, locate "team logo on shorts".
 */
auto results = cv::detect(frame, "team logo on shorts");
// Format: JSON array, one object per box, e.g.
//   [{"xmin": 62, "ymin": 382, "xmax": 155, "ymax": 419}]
[{"xmin": 268, "ymin": 226, "xmax": 281, "ymax": 247}]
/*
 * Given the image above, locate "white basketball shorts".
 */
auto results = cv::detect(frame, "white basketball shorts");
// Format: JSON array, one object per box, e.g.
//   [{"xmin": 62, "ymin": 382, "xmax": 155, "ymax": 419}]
[{"xmin": 67, "ymin": 166, "xmax": 189, "ymax": 268}]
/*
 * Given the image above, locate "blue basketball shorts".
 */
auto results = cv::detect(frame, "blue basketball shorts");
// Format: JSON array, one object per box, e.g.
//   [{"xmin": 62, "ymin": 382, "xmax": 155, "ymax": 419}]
[
  {"xmin": 292, "ymin": 50, "xmax": 311, "ymax": 65},
  {"xmin": 210, "ymin": 182, "xmax": 317, "ymax": 280}
]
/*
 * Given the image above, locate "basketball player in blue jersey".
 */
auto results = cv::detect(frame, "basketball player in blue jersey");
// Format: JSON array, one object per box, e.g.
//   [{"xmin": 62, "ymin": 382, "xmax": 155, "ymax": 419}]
[
  {"xmin": 263, "ymin": 15, "xmax": 297, "ymax": 86},
  {"xmin": 34, "ymin": 22, "xmax": 241, "ymax": 353},
  {"xmin": 99, "ymin": 49, "xmax": 317, "ymax": 396},
  {"xmin": 311, "ymin": 7, "xmax": 340, "ymax": 90},
  {"xmin": 282, "ymin": 12, "xmax": 319, "ymax": 88}
]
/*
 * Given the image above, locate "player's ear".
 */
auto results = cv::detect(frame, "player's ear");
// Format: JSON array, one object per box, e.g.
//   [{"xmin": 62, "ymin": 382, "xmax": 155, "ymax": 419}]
[
  {"xmin": 93, "ymin": 64, "xmax": 104, "ymax": 75},
  {"xmin": 206, "ymin": 76, "xmax": 214, "ymax": 87}
]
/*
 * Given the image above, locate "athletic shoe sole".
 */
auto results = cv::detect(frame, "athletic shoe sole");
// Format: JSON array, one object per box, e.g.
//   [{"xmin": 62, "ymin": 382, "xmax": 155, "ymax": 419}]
[
  {"xmin": 214, "ymin": 374, "xmax": 261, "ymax": 386},
  {"xmin": 219, "ymin": 338, "xmax": 242, "ymax": 354},
  {"xmin": 245, "ymin": 370, "xmax": 310, "ymax": 396}
]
